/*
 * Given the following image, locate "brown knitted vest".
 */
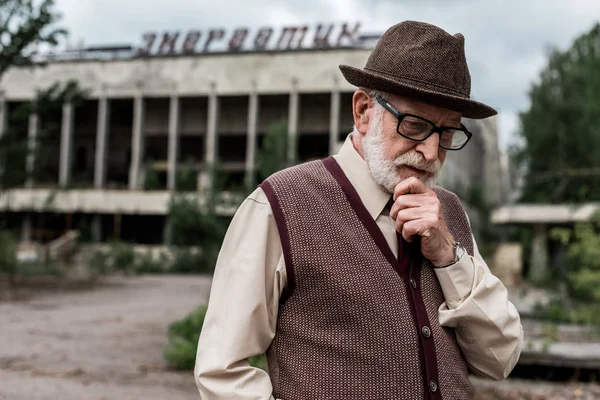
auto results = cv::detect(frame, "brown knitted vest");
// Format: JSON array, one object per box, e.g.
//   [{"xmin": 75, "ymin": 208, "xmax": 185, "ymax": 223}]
[{"xmin": 260, "ymin": 157, "xmax": 475, "ymax": 400}]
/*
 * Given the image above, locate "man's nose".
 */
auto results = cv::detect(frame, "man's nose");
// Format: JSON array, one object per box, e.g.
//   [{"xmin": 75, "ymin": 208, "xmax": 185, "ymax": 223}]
[{"xmin": 415, "ymin": 133, "xmax": 440, "ymax": 162}]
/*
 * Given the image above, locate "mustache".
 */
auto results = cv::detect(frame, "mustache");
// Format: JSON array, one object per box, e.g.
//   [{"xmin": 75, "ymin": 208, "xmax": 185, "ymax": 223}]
[{"xmin": 392, "ymin": 152, "xmax": 440, "ymax": 174}]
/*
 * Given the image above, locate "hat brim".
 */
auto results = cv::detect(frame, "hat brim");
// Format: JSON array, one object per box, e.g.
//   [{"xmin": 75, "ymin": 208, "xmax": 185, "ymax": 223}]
[{"xmin": 339, "ymin": 64, "xmax": 497, "ymax": 119}]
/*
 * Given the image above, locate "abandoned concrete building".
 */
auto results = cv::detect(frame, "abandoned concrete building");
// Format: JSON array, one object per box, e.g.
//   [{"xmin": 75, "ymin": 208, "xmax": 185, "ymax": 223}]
[{"xmin": 0, "ymin": 24, "xmax": 506, "ymax": 245}]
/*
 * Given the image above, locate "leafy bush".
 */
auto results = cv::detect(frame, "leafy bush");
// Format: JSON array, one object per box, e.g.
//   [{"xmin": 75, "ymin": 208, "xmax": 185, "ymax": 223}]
[
  {"xmin": 533, "ymin": 299, "xmax": 600, "ymax": 327},
  {"xmin": 165, "ymin": 305, "xmax": 207, "ymax": 370},
  {"xmin": 135, "ymin": 251, "xmax": 167, "ymax": 274},
  {"xmin": 88, "ymin": 241, "xmax": 144, "ymax": 275},
  {"xmin": 167, "ymin": 192, "xmax": 228, "ymax": 273},
  {"xmin": 111, "ymin": 241, "xmax": 137, "ymax": 274},
  {"xmin": 170, "ymin": 248, "xmax": 206, "ymax": 274},
  {"xmin": 176, "ymin": 157, "xmax": 198, "ymax": 192},
  {"xmin": 87, "ymin": 241, "xmax": 217, "ymax": 275},
  {"xmin": 549, "ymin": 219, "xmax": 600, "ymax": 302},
  {"xmin": 0, "ymin": 231, "xmax": 18, "ymax": 276},
  {"xmin": 538, "ymin": 215, "xmax": 600, "ymax": 327},
  {"xmin": 164, "ymin": 304, "xmax": 267, "ymax": 371},
  {"xmin": 143, "ymin": 161, "xmax": 162, "ymax": 191}
]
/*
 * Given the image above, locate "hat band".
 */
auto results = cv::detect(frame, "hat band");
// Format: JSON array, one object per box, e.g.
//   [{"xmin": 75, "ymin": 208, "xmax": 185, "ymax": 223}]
[{"xmin": 364, "ymin": 67, "xmax": 470, "ymax": 98}]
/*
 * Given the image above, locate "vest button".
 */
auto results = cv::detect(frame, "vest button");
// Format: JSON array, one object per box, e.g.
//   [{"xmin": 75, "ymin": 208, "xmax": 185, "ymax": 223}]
[
  {"xmin": 410, "ymin": 277, "xmax": 417, "ymax": 289},
  {"xmin": 422, "ymin": 326, "xmax": 431, "ymax": 338},
  {"xmin": 429, "ymin": 379, "xmax": 438, "ymax": 392}
]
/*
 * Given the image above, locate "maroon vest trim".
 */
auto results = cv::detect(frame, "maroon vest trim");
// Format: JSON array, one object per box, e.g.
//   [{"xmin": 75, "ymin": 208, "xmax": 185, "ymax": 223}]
[
  {"xmin": 321, "ymin": 157, "xmax": 400, "ymax": 269},
  {"xmin": 260, "ymin": 180, "xmax": 296, "ymax": 304},
  {"xmin": 322, "ymin": 156, "xmax": 442, "ymax": 400}
]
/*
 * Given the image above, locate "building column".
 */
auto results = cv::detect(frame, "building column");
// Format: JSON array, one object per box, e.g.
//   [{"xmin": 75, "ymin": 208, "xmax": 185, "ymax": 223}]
[
  {"xmin": 167, "ymin": 95, "xmax": 180, "ymax": 190},
  {"xmin": 92, "ymin": 216, "xmax": 102, "ymax": 242},
  {"xmin": 25, "ymin": 112, "xmax": 39, "ymax": 188},
  {"xmin": 128, "ymin": 90, "xmax": 146, "ymax": 190},
  {"xmin": 245, "ymin": 85, "xmax": 259, "ymax": 188},
  {"xmin": 21, "ymin": 216, "xmax": 32, "ymax": 242},
  {"xmin": 529, "ymin": 223, "xmax": 549, "ymax": 282},
  {"xmin": 329, "ymin": 89, "xmax": 341, "ymax": 155},
  {"xmin": 0, "ymin": 91, "xmax": 7, "ymax": 181},
  {"xmin": 22, "ymin": 111, "xmax": 38, "ymax": 242},
  {"xmin": 287, "ymin": 79, "xmax": 299, "ymax": 164},
  {"xmin": 94, "ymin": 96, "xmax": 110, "ymax": 188},
  {"xmin": 0, "ymin": 90, "xmax": 6, "ymax": 136},
  {"xmin": 287, "ymin": 80, "xmax": 299, "ymax": 163},
  {"xmin": 59, "ymin": 103, "xmax": 74, "ymax": 187},
  {"xmin": 201, "ymin": 84, "xmax": 219, "ymax": 192}
]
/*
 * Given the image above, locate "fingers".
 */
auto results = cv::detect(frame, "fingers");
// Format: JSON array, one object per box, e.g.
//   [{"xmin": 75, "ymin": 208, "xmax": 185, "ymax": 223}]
[
  {"xmin": 401, "ymin": 219, "xmax": 422, "ymax": 243},
  {"xmin": 394, "ymin": 208, "xmax": 437, "ymax": 240},
  {"xmin": 393, "ymin": 177, "xmax": 428, "ymax": 200},
  {"xmin": 389, "ymin": 191, "xmax": 439, "ymax": 219}
]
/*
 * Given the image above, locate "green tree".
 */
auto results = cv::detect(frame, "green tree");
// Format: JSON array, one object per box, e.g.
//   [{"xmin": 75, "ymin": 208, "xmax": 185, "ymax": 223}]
[
  {"xmin": 0, "ymin": 0, "xmax": 72, "ymax": 190},
  {"xmin": 0, "ymin": 0, "xmax": 66, "ymax": 80},
  {"xmin": 515, "ymin": 23, "xmax": 600, "ymax": 203},
  {"xmin": 0, "ymin": 0, "xmax": 87, "ymax": 292},
  {"xmin": 544, "ymin": 215, "xmax": 600, "ymax": 326},
  {"xmin": 256, "ymin": 119, "xmax": 290, "ymax": 183}
]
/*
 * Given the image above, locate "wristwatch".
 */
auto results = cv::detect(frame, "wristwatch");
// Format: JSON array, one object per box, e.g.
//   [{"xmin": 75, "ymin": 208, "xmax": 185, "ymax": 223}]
[
  {"xmin": 437, "ymin": 242, "xmax": 465, "ymax": 268},
  {"xmin": 453, "ymin": 242, "xmax": 466, "ymax": 263}
]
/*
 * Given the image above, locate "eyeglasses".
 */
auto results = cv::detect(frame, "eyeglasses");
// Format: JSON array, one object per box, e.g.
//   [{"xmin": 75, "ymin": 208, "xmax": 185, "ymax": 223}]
[{"xmin": 374, "ymin": 95, "xmax": 472, "ymax": 150}]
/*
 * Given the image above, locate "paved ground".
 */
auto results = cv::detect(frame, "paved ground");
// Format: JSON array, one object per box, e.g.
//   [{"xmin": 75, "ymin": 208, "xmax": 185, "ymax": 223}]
[
  {"xmin": 0, "ymin": 275, "xmax": 210, "ymax": 400},
  {"xmin": 1, "ymin": 275, "xmax": 599, "ymax": 400}
]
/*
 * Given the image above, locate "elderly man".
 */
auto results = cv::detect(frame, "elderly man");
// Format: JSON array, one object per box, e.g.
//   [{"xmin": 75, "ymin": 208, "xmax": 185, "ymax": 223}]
[{"xmin": 194, "ymin": 20, "xmax": 523, "ymax": 399}]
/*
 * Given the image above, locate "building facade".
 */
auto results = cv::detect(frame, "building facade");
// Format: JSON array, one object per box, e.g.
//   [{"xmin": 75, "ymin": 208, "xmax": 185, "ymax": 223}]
[{"xmin": 0, "ymin": 35, "xmax": 504, "ymax": 245}]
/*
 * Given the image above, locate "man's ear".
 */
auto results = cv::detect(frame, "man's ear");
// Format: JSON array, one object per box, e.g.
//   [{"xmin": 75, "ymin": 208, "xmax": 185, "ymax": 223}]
[{"xmin": 352, "ymin": 89, "xmax": 371, "ymax": 136}]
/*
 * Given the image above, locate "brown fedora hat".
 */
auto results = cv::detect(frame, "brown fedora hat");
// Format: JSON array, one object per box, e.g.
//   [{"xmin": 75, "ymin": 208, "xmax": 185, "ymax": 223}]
[{"xmin": 339, "ymin": 21, "xmax": 496, "ymax": 119}]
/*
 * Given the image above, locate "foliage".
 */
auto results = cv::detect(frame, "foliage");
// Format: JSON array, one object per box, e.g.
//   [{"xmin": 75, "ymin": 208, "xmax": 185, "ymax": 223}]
[
  {"xmin": 534, "ymin": 213, "xmax": 600, "ymax": 327},
  {"xmin": 0, "ymin": 230, "xmax": 18, "ymax": 276},
  {"xmin": 515, "ymin": 23, "xmax": 600, "ymax": 203},
  {"xmin": 164, "ymin": 304, "xmax": 207, "ymax": 370},
  {"xmin": 0, "ymin": 0, "xmax": 67, "ymax": 80},
  {"xmin": 0, "ymin": 229, "xmax": 63, "ymax": 280},
  {"xmin": 168, "ymin": 194, "xmax": 218, "ymax": 246},
  {"xmin": 533, "ymin": 299, "xmax": 600, "ymax": 327},
  {"xmin": 166, "ymin": 192, "xmax": 227, "ymax": 273},
  {"xmin": 142, "ymin": 161, "xmax": 161, "ymax": 191},
  {"xmin": 256, "ymin": 119, "xmax": 290, "ymax": 183},
  {"xmin": 169, "ymin": 248, "xmax": 206, "ymax": 274},
  {"xmin": 164, "ymin": 304, "xmax": 268, "ymax": 371},
  {"xmin": 134, "ymin": 251, "xmax": 166, "ymax": 274},
  {"xmin": 175, "ymin": 157, "xmax": 198, "ymax": 192},
  {"xmin": 87, "ymin": 241, "xmax": 137, "ymax": 275},
  {"xmin": 0, "ymin": 80, "xmax": 88, "ymax": 190},
  {"xmin": 0, "ymin": 0, "xmax": 85, "ymax": 195},
  {"xmin": 549, "ymin": 217, "xmax": 600, "ymax": 303},
  {"xmin": 86, "ymin": 240, "xmax": 212, "ymax": 275}
]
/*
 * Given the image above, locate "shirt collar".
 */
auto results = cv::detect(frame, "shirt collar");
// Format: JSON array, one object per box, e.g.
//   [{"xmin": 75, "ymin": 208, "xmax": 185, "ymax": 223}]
[{"xmin": 333, "ymin": 133, "xmax": 392, "ymax": 220}]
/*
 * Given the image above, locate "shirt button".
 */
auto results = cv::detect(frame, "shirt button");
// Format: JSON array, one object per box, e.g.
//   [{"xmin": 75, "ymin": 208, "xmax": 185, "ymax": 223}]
[
  {"xmin": 429, "ymin": 379, "xmax": 438, "ymax": 392},
  {"xmin": 410, "ymin": 277, "xmax": 417, "ymax": 289},
  {"xmin": 422, "ymin": 326, "xmax": 431, "ymax": 338}
]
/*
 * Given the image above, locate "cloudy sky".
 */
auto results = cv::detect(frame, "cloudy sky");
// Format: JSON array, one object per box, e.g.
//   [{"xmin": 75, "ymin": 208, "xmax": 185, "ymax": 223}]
[{"xmin": 53, "ymin": 0, "xmax": 600, "ymax": 150}]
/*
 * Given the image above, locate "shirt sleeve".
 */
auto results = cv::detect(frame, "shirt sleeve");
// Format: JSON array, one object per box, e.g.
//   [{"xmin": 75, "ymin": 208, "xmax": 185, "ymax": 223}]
[
  {"xmin": 194, "ymin": 187, "xmax": 286, "ymax": 400},
  {"xmin": 433, "ymin": 237, "xmax": 524, "ymax": 380}
]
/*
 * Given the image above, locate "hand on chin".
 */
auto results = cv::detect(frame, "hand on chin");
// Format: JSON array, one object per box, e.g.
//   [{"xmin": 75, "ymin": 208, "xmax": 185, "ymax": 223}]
[{"xmin": 388, "ymin": 177, "xmax": 455, "ymax": 266}]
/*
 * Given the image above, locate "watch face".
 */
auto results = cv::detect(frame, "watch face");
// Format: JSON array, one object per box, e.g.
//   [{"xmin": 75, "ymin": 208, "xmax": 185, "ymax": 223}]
[{"xmin": 457, "ymin": 245, "xmax": 466, "ymax": 260}]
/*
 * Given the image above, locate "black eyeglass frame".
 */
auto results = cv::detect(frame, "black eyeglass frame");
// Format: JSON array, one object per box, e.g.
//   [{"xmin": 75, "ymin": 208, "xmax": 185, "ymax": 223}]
[{"xmin": 373, "ymin": 95, "xmax": 472, "ymax": 151}]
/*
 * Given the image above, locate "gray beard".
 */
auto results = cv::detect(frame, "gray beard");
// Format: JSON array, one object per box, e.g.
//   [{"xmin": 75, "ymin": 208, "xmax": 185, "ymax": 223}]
[{"xmin": 361, "ymin": 111, "xmax": 441, "ymax": 193}]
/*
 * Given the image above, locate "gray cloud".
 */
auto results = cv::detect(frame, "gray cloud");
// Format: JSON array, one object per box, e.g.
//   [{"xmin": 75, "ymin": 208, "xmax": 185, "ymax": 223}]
[{"xmin": 54, "ymin": 0, "xmax": 600, "ymax": 149}]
